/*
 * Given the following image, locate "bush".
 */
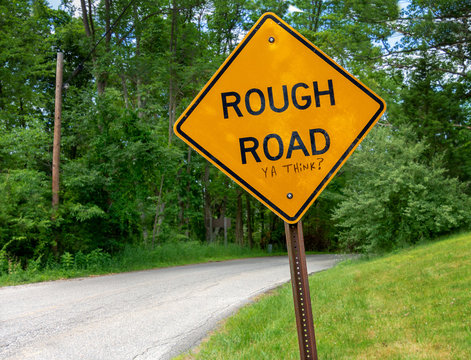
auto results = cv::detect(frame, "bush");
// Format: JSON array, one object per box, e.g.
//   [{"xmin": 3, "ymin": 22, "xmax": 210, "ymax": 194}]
[
  {"xmin": 333, "ymin": 126, "xmax": 471, "ymax": 253},
  {"xmin": 61, "ymin": 252, "xmax": 74, "ymax": 270},
  {"xmin": 0, "ymin": 170, "xmax": 52, "ymax": 262}
]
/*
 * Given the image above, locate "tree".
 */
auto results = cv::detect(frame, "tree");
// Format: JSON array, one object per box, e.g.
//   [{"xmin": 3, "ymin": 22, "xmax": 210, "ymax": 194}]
[
  {"xmin": 289, "ymin": 0, "xmax": 398, "ymax": 74},
  {"xmin": 2, "ymin": 0, "xmax": 471, "ymax": 265},
  {"xmin": 333, "ymin": 125, "xmax": 471, "ymax": 253},
  {"xmin": 382, "ymin": 1, "xmax": 471, "ymax": 181},
  {"xmin": 0, "ymin": 0, "xmax": 61, "ymax": 129},
  {"xmin": 383, "ymin": 0, "xmax": 470, "ymax": 83},
  {"xmin": 397, "ymin": 54, "xmax": 471, "ymax": 178}
]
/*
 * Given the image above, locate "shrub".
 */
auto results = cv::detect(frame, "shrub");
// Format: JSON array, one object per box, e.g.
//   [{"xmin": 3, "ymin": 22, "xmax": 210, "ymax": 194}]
[
  {"xmin": 333, "ymin": 126, "xmax": 471, "ymax": 253},
  {"xmin": 61, "ymin": 252, "xmax": 74, "ymax": 270},
  {"xmin": 0, "ymin": 170, "xmax": 52, "ymax": 262}
]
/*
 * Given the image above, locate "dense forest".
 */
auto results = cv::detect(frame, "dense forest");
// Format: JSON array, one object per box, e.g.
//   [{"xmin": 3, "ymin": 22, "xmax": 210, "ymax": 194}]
[{"xmin": 1, "ymin": 0, "xmax": 470, "ymax": 267}]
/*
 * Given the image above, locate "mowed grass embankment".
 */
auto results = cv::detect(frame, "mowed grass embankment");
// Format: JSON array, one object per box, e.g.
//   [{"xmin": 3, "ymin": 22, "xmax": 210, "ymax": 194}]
[{"xmin": 178, "ymin": 233, "xmax": 471, "ymax": 359}]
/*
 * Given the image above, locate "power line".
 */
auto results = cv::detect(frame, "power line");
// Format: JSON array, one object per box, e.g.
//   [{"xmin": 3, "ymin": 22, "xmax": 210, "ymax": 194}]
[{"xmin": 64, "ymin": 0, "xmax": 139, "ymax": 88}]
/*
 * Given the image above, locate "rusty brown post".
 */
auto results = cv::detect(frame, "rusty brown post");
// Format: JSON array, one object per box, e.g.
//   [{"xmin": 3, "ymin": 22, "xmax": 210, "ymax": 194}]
[{"xmin": 285, "ymin": 221, "xmax": 318, "ymax": 360}]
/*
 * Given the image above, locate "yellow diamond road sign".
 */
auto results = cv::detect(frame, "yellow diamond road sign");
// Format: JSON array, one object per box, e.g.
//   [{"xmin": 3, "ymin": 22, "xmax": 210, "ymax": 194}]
[{"xmin": 174, "ymin": 13, "xmax": 386, "ymax": 224}]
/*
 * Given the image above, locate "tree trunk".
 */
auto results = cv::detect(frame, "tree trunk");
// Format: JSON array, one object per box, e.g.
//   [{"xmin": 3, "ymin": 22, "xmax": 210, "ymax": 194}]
[
  {"xmin": 184, "ymin": 147, "xmax": 192, "ymax": 237},
  {"xmin": 311, "ymin": 0, "xmax": 323, "ymax": 32},
  {"xmin": 96, "ymin": 0, "xmax": 111, "ymax": 94},
  {"xmin": 80, "ymin": 0, "xmax": 91, "ymax": 37},
  {"xmin": 245, "ymin": 193, "xmax": 253, "ymax": 248},
  {"xmin": 87, "ymin": 0, "xmax": 95, "ymax": 39},
  {"xmin": 235, "ymin": 188, "xmax": 244, "ymax": 246},
  {"xmin": 260, "ymin": 202, "xmax": 265, "ymax": 248},
  {"xmin": 222, "ymin": 180, "xmax": 228, "ymax": 247},
  {"xmin": 203, "ymin": 163, "xmax": 212, "ymax": 242},
  {"xmin": 168, "ymin": 0, "xmax": 178, "ymax": 145},
  {"xmin": 80, "ymin": 0, "xmax": 107, "ymax": 95},
  {"xmin": 120, "ymin": 74, "xmax": 129, "ymax": 108},
  {"xmin": 152, "ymin": 175, "xmax": 165, "ymax": 248},
  {"xmin": 104, "ymin": 0, "xmax": 111, "ymax": 48},
  {"xmin": 132, "ymin": 3, "xmax": 145, "ymax": 116},
  {"xmin": 139, "ymin": 201, "xmax": 148, "ymax": 245}
]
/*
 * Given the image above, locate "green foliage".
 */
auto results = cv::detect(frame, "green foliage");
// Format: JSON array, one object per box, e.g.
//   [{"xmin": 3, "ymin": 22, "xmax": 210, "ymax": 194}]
[
  {"xmin": 0, "ymin": 118, "xmax": 50, "ymax": 170},
  {"xmin": 395, "ymin": 55, "xmax": 471, "ymax": 181},
  {"xmin": 60, "ymin": 251, "xmax": 74, "ymax": 270},
  {"xmin": 57, "ymin": 249, "xmax": 111, "ymax": 271},
  {"xmin": 0, "ymin": 169, "xmax": 52, "ymax": 260},
  {"xmin": 86, "ymin": 248, "xmax": 112, "ymax": 270},
  {"xmin": 392, "ymin": 0, "xmax": 470, "ymax": 78},
  {"xmin": 0, "ymin": 0, "xmax": 65, "ymax": 127},
  {"xmin": 289, "ymin": 0, "xmax": 398, "ymax": 74},
  {"xmin": 0, "ymin": 246, "xmax": 8, "ymax": 275},
  {"xmin": 0, "ymin": 240, "xmax": 271, "ymax": 286},
  {"xmin": 1, "ymin": 0, "xmax": 470, "ymax": 269},
  {"xmin": 385, "ymin": 0, "xmax": 471, "ymax": 182},
  {"xmin": 333, "ymin": 126, "xmax": 471, "ymax": 253}
]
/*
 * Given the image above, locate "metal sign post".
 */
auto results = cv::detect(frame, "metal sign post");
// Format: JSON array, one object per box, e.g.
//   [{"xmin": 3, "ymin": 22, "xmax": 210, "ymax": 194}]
[{"xmin": 285, "ymin": 221, "xmax": 318, "ymax": 360}]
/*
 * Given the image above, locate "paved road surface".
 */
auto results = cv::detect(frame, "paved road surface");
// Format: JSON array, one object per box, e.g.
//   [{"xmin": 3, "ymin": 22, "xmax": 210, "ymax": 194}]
[{"xmin": 1, "ymin": 255, "xmax": 340, "ymax": 360}]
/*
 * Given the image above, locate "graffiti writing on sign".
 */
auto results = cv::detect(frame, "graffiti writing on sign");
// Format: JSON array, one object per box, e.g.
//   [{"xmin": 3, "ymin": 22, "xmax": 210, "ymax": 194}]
[{"xmin": 261, "ymin": 158, "xmax": 324, "ymax": 178}]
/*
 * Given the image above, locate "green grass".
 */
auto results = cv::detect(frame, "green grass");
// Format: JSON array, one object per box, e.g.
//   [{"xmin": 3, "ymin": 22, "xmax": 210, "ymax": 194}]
[
  {"xmin": 0, "ymin": 241, "xmax": 283, "ymax": 287},
  {"xmin": 177, "ymin": 233, "xmax": 471, "ymax": 359}
]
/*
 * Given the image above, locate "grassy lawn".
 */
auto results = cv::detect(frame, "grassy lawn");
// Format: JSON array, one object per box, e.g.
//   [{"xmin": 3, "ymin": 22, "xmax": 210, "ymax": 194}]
[{"xmin": 177, "ymin": 233, "xmax": 471, "ymax": 359}]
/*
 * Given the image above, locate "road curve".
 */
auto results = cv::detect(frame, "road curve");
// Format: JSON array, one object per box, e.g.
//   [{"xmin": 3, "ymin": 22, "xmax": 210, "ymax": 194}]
[{"xmin": 0, "ymin": 255, "xmax": 340, "ymax": 360}]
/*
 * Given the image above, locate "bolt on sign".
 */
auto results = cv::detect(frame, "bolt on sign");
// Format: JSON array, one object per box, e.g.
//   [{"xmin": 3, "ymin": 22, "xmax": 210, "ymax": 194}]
[{"xmin": 174, "ymin": 13, "xmax": 385, "ymax": 224}]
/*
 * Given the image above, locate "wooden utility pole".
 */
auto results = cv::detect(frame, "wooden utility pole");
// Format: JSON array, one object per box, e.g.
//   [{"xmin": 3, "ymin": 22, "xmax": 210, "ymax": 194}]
[{"xmin": 52, "ymin": 52, "xmax": 64, "ymax": 213}]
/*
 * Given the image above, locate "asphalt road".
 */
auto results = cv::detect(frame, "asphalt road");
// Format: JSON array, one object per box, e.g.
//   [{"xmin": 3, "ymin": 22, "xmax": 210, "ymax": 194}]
[{"xmin": 1, "ymin": 255, "xmax": 340, "ymax": 360}]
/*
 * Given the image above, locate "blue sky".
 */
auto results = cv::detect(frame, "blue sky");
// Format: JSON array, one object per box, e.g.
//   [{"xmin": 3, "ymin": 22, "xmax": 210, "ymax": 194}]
[
  {"xmin": 48, "ymin": 0, "xmax": 61, "ymax": 9},
  {"xmin": 48, "ymin": 0, "xmax": 82, "ymax": 10}
]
